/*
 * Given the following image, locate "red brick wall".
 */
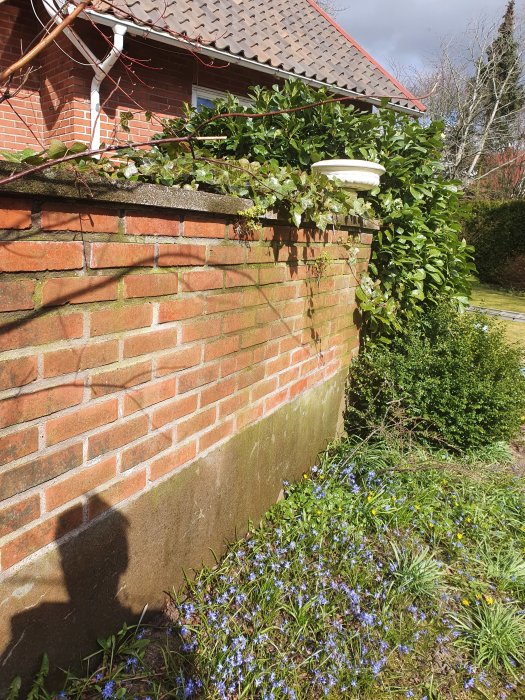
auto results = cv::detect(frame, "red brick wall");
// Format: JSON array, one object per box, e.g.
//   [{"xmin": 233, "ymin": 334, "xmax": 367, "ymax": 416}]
[
  {"xmin": 0, "ymin": 2, "xmax": 45, "ymax": 149},
  {"xmin": 0, "ymin": 193, "xmax": 374, "ymax": 572}
]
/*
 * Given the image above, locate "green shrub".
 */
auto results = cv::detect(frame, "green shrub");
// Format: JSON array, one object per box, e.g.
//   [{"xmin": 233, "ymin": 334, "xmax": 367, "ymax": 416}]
[
  {"xmin": 345, "ymin": 306, "xmax": 525, "ymax": 449},
  {"xmin": 462, "ymin": 199, "xmax": 525, "ymax": 290},
  {"xmin": 160, "ymin": 80, "xmax": 476, "ymax": 343}
]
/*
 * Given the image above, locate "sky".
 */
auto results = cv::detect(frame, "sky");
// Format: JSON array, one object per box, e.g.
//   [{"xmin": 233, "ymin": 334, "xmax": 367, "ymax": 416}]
[{"xmin": 336, "ymin": 0, "xmax": 521, "ymax": 73}]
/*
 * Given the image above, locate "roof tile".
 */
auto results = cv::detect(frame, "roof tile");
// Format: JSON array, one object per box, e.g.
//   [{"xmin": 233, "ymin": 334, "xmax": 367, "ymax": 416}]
[{"xmin": 91, "ymin": 0, "xmax": 423, "ymax": 111}]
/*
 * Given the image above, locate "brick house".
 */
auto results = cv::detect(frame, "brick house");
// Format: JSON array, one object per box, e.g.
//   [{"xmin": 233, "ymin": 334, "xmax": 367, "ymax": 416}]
[{"xmin": 0, "ymin": 0, "xmax": 424, "ymax": 152}]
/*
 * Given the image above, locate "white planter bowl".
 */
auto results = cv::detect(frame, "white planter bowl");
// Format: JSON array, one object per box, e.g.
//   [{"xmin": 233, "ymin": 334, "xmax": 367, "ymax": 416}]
[{"xmin": 311, "ymin": 159, "xmax": 385, "ymax": 191}]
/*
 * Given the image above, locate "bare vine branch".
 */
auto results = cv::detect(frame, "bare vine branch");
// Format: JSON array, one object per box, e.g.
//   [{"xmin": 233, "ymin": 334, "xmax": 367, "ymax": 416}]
[{"xmin": 0, "ymin": 0, "xmax": 91, "ymax": 84}]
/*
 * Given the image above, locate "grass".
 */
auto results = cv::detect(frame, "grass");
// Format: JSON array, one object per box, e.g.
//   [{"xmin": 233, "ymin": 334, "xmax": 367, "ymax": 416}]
[
  {"xmin": 451, "ymin": 602, "xmax": 525, "ymax": 676},
  {"xmin": 498, "ymin": 320, "xmax": 525, "ymax": 350},
  {"xmin": 468, "ymin": 285, "xmax": 525, "ymax": 350},
  {"xmin": 470, "ymin": 284, "xmax": 525, "ymax": 315},
  {"xmin": 12, "ymin": 436, "xmax": 525, "ymax": 700}
]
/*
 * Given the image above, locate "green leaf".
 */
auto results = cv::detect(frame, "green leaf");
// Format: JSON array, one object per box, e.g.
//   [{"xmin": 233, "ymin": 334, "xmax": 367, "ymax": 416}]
[
  {"xmin": 120, "ymin": 111, "xmax": 134, "ymax": 133},
  {"xmin": 68, "ymin": 142, "xmax": 88, "ymax": 154},
  {"xmin": 46, "ymin": 140, "xmax": 68, "ymax": 159},
  {"xmin": 6, "ymin": 677, "xmax": 21, "ymax": 700}
]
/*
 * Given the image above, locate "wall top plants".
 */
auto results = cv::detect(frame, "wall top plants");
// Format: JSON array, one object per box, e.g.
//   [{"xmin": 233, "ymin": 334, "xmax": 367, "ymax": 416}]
[{"xmin": 0, "ymin": 162, "xmax": 379, "ymax": 232}]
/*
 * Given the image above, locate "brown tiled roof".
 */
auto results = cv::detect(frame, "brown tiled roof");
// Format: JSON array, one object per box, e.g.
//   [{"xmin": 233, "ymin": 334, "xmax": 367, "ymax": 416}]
[{"xmin": 91, "ymin": 0, "xmax": 424, "ymax": 112}]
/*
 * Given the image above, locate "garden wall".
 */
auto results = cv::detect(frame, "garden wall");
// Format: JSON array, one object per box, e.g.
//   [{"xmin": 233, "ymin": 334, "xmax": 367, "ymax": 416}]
[{"xmin": 0, "ymin": 173, "xmax": 375, "ymax": 689}]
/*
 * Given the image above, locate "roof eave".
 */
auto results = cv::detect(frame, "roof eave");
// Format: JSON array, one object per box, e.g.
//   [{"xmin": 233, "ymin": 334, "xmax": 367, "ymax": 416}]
[{"xmin": 84, "ymin": 9, "xmax": 425, "ymax": 116}]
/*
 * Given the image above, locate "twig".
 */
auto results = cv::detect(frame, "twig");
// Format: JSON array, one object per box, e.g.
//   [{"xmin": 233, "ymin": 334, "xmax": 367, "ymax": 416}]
[
  {"xmin": 473, "ymin": 150, "xmax": 525, "ymax": 181},
  {"xmin": 0, "ymin": 67, "xmax": 35, "ymax": 105},
  {"xmin": 0, "ymin": 1, "xmax": 91, "ymax": 84}
]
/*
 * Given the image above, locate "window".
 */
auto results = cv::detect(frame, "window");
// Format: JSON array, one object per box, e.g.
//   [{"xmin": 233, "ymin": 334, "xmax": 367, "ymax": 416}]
[{"xmin": 191, "ymin": 86, "xmax": 252, "ymax": 110}]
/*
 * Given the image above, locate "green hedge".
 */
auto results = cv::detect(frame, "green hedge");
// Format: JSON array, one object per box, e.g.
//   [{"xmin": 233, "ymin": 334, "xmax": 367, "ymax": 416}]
[
  {"xmin": 345, "ymin": 305, "xmax": 525, "ymax": 450},
  {"xmin": 462, "ymin": 200, "xmax": 525, "ymax": 289}
]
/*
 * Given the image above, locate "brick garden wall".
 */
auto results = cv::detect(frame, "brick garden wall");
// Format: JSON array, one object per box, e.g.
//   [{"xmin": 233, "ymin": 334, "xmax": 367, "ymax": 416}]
[{"xmin": 0, "ymin": 187, "xmax": 375, "ymax": 576}]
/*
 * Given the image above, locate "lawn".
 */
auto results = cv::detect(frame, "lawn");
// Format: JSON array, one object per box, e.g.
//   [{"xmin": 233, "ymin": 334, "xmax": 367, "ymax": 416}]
[
  {"xmin": 470, "ymin": 284, "xmax": 525, "ymax": 315},
  {"xmin": 469, "ymin": 284, "xmax": 525, "ymax": 351},
  {"xmin": 502, "ymin": 321, "xmax": 525, "ymax": 350},
  {"xmin": 19, "ymin": 438, "xmax": 525, "ymax": 700}
]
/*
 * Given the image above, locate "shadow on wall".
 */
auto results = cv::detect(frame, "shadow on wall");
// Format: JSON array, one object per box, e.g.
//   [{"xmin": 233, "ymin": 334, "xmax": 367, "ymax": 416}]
[{"xmin": 0, "ymin": 497, "xmax": 136, "ymax": 692}]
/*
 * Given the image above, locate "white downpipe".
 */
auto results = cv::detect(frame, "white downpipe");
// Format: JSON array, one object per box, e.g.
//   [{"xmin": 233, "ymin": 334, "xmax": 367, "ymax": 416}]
[
  {"xmin": 90, "ymin": 24, "xmax": 126, "ymax": 151},
  {"xmin": 41, "ymin": 1, "xmax": 127, "ymax": 150}
]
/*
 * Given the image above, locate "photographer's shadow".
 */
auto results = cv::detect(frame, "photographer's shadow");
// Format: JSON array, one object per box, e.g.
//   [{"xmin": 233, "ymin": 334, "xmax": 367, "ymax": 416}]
[{"xmin": 1, "ymin": 496, "xmax": 135, "ymax": 691}]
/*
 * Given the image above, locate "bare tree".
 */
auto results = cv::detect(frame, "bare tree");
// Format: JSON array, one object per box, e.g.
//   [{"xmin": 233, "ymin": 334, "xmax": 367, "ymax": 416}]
[
  {"xmin": 409, "ymin": 7, "xmax": 525, "ymax": 190},
  {"xmin": 312, "ymin": 0, "xmax": 345, "ymax": 18}
]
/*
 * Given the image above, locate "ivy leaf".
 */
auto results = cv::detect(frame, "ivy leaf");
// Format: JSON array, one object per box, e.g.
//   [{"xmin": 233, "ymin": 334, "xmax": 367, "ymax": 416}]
[
  {"xmin": 123, "ymin": 163, "xmax": 138, "ymax": 179},
  {"xmin": 68, "ymin": 142, "xmax": 88, "ymax": 154},
  {"xmin": 291, "ymin": 210, "xmax": 302, "ymax": 228},
  {"xmin": 120, "ymin": 111, "xmax": 134, "ymax": 133}
]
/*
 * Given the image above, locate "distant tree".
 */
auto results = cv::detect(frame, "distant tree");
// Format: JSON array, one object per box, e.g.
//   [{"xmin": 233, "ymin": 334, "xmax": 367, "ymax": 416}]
[
  {"xmin": 484, "ymin": 0, "xmax": 524, "ymax": 143},
  {"xmin": 314, "ymin": 0, "xmax": 342, "ymax": 17},
  {"xmin": 409, "ymin": 4, "xmax": 525, "ymax": 191}
]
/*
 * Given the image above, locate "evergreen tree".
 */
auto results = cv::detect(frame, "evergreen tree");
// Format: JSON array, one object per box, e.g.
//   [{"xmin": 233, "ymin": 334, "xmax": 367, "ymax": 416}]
[{"xmin": 485, "ymin": 0, "xmax": 524, "ymax": 145}]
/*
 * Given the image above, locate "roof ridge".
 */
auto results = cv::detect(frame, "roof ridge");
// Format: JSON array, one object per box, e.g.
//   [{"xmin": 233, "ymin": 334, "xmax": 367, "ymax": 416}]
[{"xmin": 303, "ymin": 0, "xmax": 426, "ymax": 112}]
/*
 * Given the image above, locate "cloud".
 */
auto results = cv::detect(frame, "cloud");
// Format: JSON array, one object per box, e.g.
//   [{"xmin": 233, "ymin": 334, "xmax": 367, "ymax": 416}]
[{"xmin": 337, "ymin": 0, "xmax": 515, "ymax": 71}]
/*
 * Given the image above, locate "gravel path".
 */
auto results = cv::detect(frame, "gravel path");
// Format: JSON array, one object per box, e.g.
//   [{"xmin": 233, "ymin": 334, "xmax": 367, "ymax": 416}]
[{"xmin": 468, "ymin": 305, "xmax": 525, "ymax": 323}]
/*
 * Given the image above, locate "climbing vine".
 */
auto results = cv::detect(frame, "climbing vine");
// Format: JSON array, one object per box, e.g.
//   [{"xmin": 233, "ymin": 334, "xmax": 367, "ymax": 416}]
[
  {"xmin": 1, "ymin": 143, "xmax": 368, "ymax": 231},
  {"xmin": 160, "ymin": 80, "xmax": 476, "ymax": 343},
  {"xmin": 1, "ymin": 79, "xmax": 476, "ymax": 343}
]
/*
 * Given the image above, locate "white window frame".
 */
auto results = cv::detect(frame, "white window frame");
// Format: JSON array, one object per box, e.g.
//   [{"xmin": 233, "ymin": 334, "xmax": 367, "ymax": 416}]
[{"xmin": 191, "ymin": 85, "xmax": 253, "ymax": 109}]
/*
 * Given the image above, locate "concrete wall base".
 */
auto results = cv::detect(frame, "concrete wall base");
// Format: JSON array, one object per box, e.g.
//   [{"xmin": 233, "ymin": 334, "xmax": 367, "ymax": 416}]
[{"xmin": 0, "ymin": 368, "xmax": 347, "ymax": 692}]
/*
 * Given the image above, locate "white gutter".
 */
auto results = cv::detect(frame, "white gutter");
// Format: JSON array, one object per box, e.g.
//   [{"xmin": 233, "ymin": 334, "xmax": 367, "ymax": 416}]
[
  {"xmin": 41, "ymin": 1, "xmax": 127, "ymax": 149},
  {"xmin": 84, "ymin": 9, "xmax": 422, "ymax": 117}
]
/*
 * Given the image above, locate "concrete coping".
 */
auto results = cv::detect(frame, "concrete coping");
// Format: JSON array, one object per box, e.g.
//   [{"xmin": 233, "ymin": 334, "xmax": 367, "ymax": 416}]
[{"xmin": 0, "ymin": 161, "xmax": 380, "ymax": 231}]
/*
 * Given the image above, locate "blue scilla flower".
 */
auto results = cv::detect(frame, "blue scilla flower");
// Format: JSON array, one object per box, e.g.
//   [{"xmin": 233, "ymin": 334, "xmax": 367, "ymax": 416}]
[
  {"xmin": 125, "ymin": 656, "xmax": 138, "ymax": 671},
  {"xmin": 101, "ymin": 681, "xmax": 115, "ymax": 699},
  {"xmin": 371, "ymin": 659, "xmax": 384, "ymax": 675},
  {"xmin": 360, "ymin": 612, "xmax": 375, "ymax": 626},
  {"xmin": 184, "ymin": 678, "xmax": 199, "ymax": 698}
]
